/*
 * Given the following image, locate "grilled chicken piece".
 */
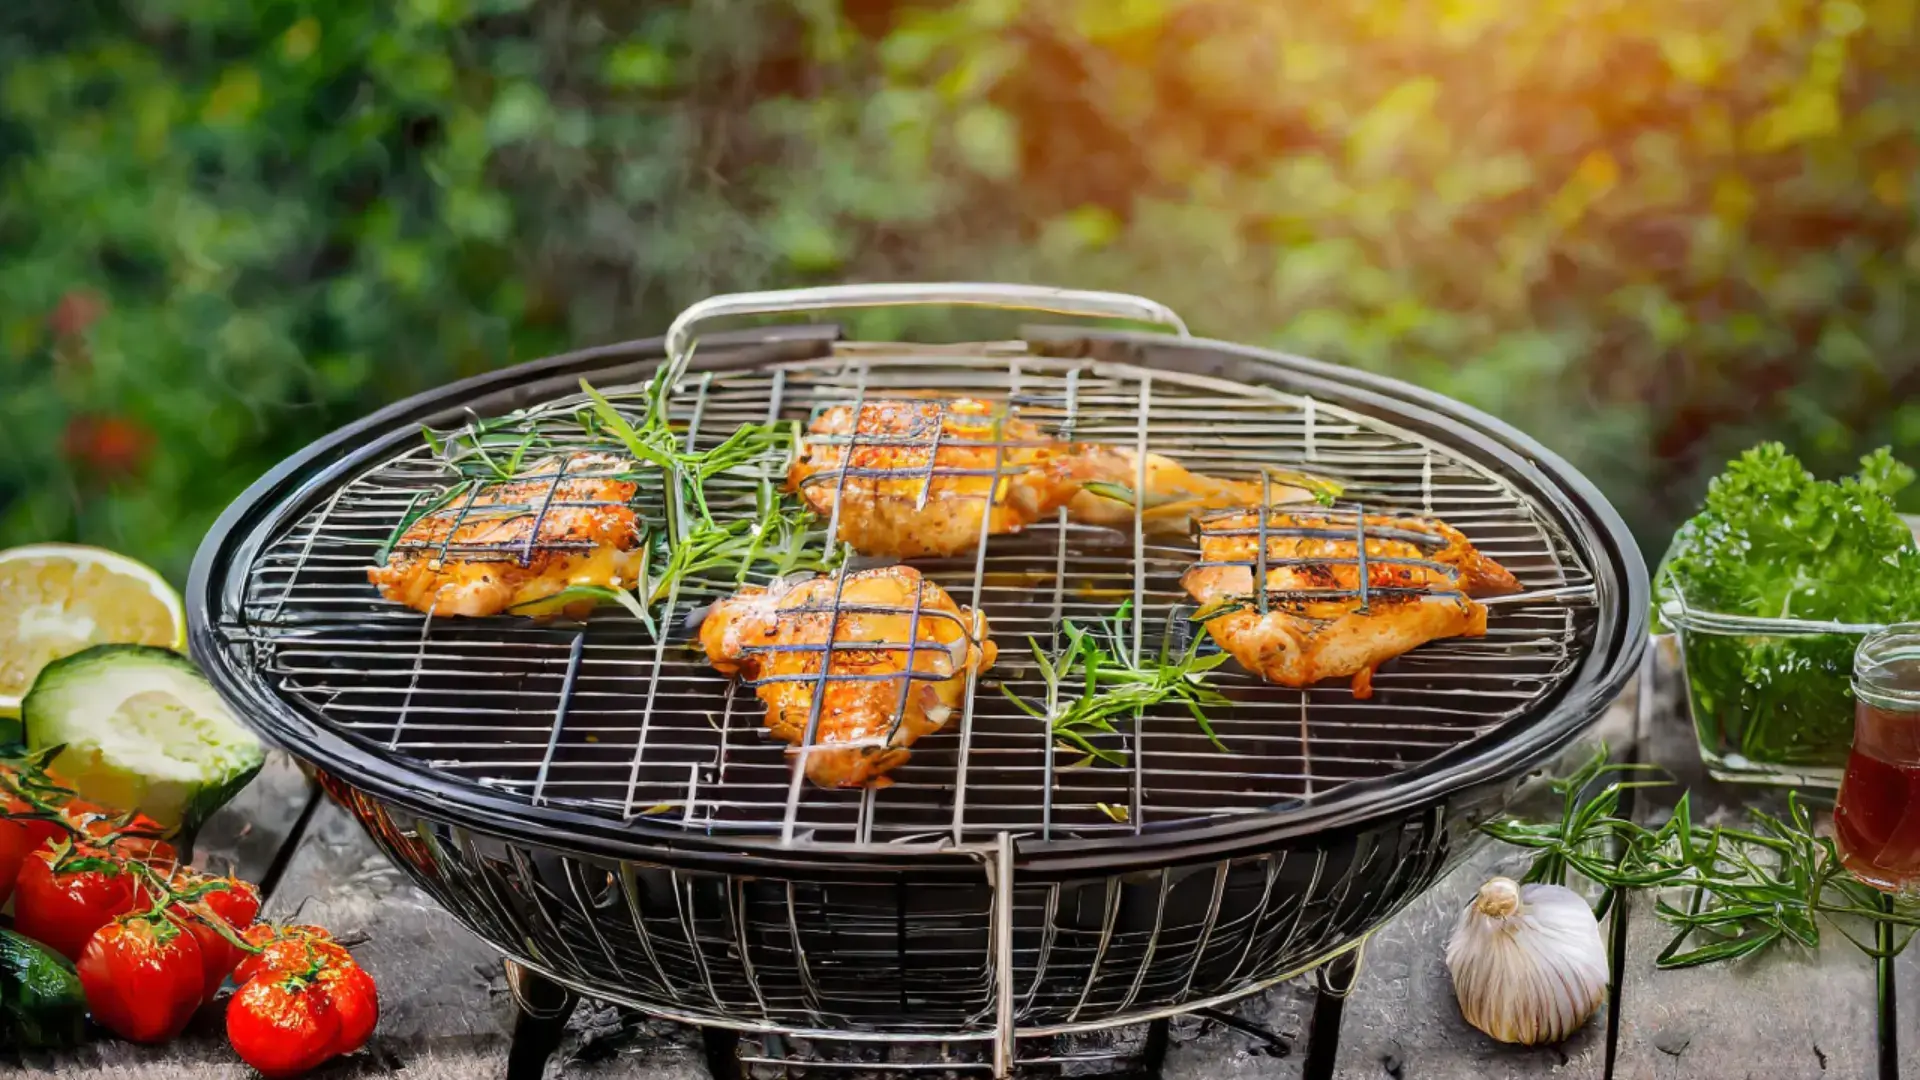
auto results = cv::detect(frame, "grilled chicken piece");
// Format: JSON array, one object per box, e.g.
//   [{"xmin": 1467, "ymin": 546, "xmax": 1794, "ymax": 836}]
[
  {"xmin": 1180, "ymin": 509, "xmax": 1521, "ymax": 698},
  {"xmin": 787, "ymin": 399, "xmax": 1302, "ymax": 558},
  {"xmin": 368, "ymin": 452, "xmax": 641, "ymax": 617},
  {"xmin": 699, "ymin": 565, "xmax": 997, "ymax": 789}
]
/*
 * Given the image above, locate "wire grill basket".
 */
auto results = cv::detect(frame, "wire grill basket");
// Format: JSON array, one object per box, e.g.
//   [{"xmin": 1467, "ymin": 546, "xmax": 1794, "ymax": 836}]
[{"xmin": 191, "ymin": 284, "xmax": 1646, "ymax": 1060}]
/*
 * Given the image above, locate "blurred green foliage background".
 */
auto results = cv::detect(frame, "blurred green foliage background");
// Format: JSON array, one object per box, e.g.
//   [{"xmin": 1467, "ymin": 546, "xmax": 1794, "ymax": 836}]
[{"xmin": 3, "ymin": 0, "xmax": 1917, "ymax": 582}]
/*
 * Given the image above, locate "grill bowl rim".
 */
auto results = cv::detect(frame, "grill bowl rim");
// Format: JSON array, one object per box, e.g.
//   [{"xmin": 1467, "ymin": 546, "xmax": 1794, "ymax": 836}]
[{"xmin": 188, "ymin": 325, "xmax": 1648, "ymax": 874}]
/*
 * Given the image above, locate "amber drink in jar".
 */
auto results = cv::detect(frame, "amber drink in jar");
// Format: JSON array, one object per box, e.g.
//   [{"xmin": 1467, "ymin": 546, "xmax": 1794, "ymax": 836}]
[{"xmin": 1833, "ymin": 624, "xmax": 1920, "ymax": 893}]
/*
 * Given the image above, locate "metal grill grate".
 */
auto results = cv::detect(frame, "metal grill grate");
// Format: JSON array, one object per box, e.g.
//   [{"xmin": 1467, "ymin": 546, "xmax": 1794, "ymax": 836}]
[{"xmin": 231, "ymin": 345, "xmax": 1596, "ymax": 848}]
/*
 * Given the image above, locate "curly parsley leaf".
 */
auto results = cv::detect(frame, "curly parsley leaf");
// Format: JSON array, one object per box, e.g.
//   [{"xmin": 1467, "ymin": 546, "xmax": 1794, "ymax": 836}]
[{"xmin": 1659, "ymin": 443, "xmax": 1920, "ymax": 625}]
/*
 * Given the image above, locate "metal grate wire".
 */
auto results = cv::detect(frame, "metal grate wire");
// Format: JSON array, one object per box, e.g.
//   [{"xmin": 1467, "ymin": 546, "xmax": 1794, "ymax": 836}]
[{"xmin": 233, "ymin": 345, "xmax": 1596, "ymax": 848}]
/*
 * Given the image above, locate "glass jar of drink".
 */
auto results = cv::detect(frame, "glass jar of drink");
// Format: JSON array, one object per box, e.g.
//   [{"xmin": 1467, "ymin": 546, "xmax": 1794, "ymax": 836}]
[{"xmin": 1833, "ymin": 624, "xmax": 1920, "ymax": 894}]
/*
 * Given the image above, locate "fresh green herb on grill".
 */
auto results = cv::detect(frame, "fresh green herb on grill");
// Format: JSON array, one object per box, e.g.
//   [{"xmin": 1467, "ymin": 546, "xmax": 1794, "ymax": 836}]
[
  {"xmin": 576, "ymin": 375, "xmax": 800, "ymax": 527},
  {"xmin": 420, "ymin": 413, "xmax": 560, "ymax": 482},
  {"xmin": 570, "ymin": 374, "xmax": 834, "ymax": 621},
  {"xmin": 412, "ymin": 370, "xmax": 802, "ymax": 526},
  {"xmin": 641, "ymin": 480, "xmax": 842, "ymax": 603},
  {"xmin": 1001, "ymin": 601, "xmax": 1232, "ymax": 767},
  {"xmin": 1484, "ymin": 748, "xmax": 1920, "ymax": 967}
]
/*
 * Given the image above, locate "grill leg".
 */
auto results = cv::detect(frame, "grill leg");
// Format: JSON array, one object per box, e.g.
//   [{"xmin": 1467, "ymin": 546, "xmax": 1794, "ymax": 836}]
[
  {"xmin": 1301, "ymin": 944, "xmax": 1365, "ymax": 1080},
  {"xmin": 504, "ymin": 961, "xmax": 577, "ymax": 1080},
  {"xmin": 1134, "ymin": 1019, "xmax": 1171, "ymax": 1077}
]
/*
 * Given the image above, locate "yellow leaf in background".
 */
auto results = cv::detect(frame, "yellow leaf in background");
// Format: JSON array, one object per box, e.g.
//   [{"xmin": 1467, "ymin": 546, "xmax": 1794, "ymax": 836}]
[
  {"xmin": 1659, "ymin": 33, "xmax": 1722, "ymax": 85},
  {"xmin": 1096, "ymin": 802, "xmax": 1130, "ymax": 824},
  {"xmin": 1573, "ymin": 149, "xmax": 1621, "ymax": 192},
  {"xmin": 134, "ymin": 87, "xmax": 173, "ymax": 161},
  {"xmin": 1281, "ymin": 42, "xmax": 1340, "ymax": 86},
  {"xmin": 4, "ymin": 318, "xmax": 41, "ymax": 358},
  {"xmin": 938, "ymin": 44, "xmax": 1014, "ymax": 102},
  {"xmin": 1820, "ymin": 0, "xmax": 1868, "ymax": 37},
  {"xmin": 1874, "ymin": 168, "xmax": 1908, "ymax": 206},
  {"xmin": 1865, "ymin": 0, "xmax": 1915, "ymax": 39},
  {"xmin": 966, "ymin": 0, "xmax": 1021, "ymax": 29},
  {"xmin": 1692, "ymin": 103, "xmax": 1736, "ymax": 155},
  {"xmin": 955, "ymin": 104, "xmax": 1019, "ymax": 181},
  {"xmin": 202, "ymin": 67, "xmax": 260, "ymax": 125},
  {"xmin": 1041, "ymin": 205, "xmax": 1122, "ymax": 253},
  {"xmin": 1072, "ymin": 0, "xmax": 1168, "ymax": 45},
  {"xmin": 1712, "ymin": 173, "xmax": 1757, "ymax": 224},
  {"xmin": 1547, "ymin": 149, "xmax": 1621, "ymax": 226},
  {"xmin": 280, "ymin": 18, "xmax": 321, "ymax": 63},
  {"xmin": 603, "ymin": 42, "xmax": 675, "ymax": 89},
  {"xmin": 1347, "ymin": 77, "xmax": 1440, "ymax": 173},
  {"xmin": 1808, "ymin": 37, "xmax": 1848, "ymax": 84},
  {"xmin": 1436, "ymin": 0, "xmax": 1502, "ymax": 44},
  {"xmin": 1748, "ymin": 89, "xmax": 1841, "ymax": 151}
]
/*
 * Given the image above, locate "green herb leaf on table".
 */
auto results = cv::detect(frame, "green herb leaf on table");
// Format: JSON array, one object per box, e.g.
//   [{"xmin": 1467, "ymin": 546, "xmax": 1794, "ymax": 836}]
[
  {"xmin": 1483, "ymin": 747, "xmax": 1920, "ymax": 968},
  {"xmin": 1001, "ymin": 601, "xmax": 1233, "ymax": 768}
]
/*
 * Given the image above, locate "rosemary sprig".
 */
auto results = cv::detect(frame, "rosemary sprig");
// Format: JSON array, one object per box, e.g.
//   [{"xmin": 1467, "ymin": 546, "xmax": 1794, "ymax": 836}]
[
  {"xmin": 639, "ymin": 480, "xmax": 843, "ymax": 604},
  {"xmin": 421, "ymin": 411, "xmax": 558, "ymax": 482},
  {"xmin": 1484, "ymin": 747, "xmax": 1920, "ymax": 967},
  {"xmin": 576, "ymin": 375, "xmax": 800, "ymax": 527},
  {"xmin": 1001, "ymin": 601, "xmax": 1232, "ymax": 767}
]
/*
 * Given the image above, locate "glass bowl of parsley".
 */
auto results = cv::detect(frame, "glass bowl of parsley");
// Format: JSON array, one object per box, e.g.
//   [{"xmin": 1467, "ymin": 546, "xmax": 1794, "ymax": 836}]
[{"xmin": 1656, "ymin": 444, "xmax": 1920, "ymax": 786}]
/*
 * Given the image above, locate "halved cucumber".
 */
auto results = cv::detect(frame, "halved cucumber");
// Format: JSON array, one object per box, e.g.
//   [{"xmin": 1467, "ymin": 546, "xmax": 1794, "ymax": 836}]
[{"xmin": 21, "ymin": 644, "xmax": 264, "ymax": 835}]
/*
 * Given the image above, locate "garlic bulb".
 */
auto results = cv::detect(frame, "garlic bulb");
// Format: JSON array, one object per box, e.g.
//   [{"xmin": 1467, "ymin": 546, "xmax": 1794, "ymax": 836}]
[{"xmin": 1445, "ymin": 876, "xmax": 1607, "ymax": 1046}]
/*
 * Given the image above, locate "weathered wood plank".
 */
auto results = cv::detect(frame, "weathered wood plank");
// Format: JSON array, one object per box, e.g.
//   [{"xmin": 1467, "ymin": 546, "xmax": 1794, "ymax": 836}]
[
  {"xmin": 1163, "ymin": 980, "xmax": 1313, "ymax": 1080},
  {"xmin": 1325, "ymin": 671, "xmax": 1644, "ymax": 1080},
  {"xmin": 1330, "ymin": 843, "xmax": 1609, "ymax": 1080},
  {"xmin": 1895, "ymin": 919, "xmax": 1920, "ymax": 1077},
  {"xmin": 189, "ymin": 750, "xmax": 317, "ymax": 881},
  {"xmin": 263, "ymin": 798, "xmax": 513, "ymax": 1049},
  {"xmin": 1610, "ymin": 637, "xmax": 1879, "ymax": 1080}
]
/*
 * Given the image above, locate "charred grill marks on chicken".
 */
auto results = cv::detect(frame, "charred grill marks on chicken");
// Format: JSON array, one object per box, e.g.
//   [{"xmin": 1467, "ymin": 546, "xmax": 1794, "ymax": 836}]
[{"xmin": 1181, "ymin": 508, "xmax": 1521, "ymax": 698}]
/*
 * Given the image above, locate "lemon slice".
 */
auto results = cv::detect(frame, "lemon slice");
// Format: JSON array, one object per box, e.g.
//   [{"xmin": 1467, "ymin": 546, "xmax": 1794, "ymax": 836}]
[{"xmin": 0, "ymin": 544, "xmax": 186, "ymax": 719}]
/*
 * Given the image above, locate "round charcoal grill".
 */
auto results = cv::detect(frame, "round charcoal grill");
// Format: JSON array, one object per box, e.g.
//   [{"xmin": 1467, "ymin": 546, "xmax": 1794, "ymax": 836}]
[{"xmin": 189, "ymin": 284, "xmax": 1647, "ymax": 1072}]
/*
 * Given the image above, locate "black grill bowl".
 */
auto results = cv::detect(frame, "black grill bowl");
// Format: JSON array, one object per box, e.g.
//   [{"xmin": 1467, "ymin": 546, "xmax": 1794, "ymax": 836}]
[{"xmin": 189, "ymin": 286, "xmax": 1646, "ymax": 1046}]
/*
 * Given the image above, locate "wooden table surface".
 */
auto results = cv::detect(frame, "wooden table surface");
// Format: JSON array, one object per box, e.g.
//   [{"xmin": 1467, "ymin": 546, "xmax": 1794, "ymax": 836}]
[{"xmin": 9, "ymin": 639, "xmax": 1901, "ymax": 1079}]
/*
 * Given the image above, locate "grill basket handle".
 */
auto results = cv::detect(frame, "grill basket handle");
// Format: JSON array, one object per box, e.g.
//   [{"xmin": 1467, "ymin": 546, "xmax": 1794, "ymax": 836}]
[{"xmin": 662, "ymin": 282, "xmax": 1190, "ymax": 384}]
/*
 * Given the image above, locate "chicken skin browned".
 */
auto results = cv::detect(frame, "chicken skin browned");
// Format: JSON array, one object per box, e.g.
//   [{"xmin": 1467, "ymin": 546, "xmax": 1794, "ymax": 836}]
[
  {"xmin": 699, "ymin": 566, "xmax": 997, "ymax": 788},
  {"xmin": 788, "ymin": 399, "xmax": 1302, "ymax": 558},
  {"xmin": 787, "ymin": 400, "xmax": 1070, "ymax": 559},
  {"xmin": 1180, "ymin": 510, "xmax": 1521, "ymax": 698},
  {"xmin": 368, "ymin": 452, "xmax": 641, "ymax": 617}
]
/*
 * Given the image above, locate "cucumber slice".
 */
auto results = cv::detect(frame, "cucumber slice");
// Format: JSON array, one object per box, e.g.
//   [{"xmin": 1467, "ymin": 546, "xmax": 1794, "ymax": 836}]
[
  {"xmin": 0, "ymin": 928, "xmax": 87, "ymax": 1049},
  {"xmin": 22, "ymin": 644, "xmax": 264, "ymax": 836}
]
